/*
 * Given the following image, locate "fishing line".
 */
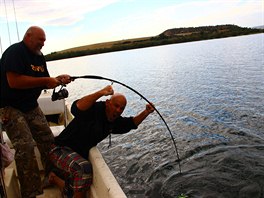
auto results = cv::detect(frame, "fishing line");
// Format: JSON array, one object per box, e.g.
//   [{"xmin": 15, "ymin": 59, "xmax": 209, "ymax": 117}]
[{"xmin": 71, "ymin": 75, "xmax": 182, "ymax": 173}]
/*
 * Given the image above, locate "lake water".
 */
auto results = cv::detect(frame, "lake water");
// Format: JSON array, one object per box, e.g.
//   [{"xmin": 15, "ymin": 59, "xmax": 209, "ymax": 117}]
[{"xmin": 47, "ymin": 34, "xmax": 264, "ymax": 198}]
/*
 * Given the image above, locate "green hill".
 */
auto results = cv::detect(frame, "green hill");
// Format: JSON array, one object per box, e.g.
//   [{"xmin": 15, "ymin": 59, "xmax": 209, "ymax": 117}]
[{"xmin": 45, "ymin": 24, "xmax": 263, "ymax": 61}]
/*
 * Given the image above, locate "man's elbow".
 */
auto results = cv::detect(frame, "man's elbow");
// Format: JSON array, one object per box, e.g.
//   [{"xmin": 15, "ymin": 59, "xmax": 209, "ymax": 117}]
[
  {"xmin": 7, "ymin": 79, "xmax": 18, "ymax": 88},
  {"xmin": 7, "ymin": 78, "xmax": 22, "ymax": 88},
  {"xmin": 7, "ymin": 72, "xmax": 24, "ymax": 88}
]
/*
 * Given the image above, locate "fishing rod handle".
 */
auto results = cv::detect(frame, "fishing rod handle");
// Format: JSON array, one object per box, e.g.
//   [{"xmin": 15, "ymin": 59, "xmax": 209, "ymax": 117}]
[{"xmin": 71, "ymin": 75, "xmax": 104, "ymax": 81}]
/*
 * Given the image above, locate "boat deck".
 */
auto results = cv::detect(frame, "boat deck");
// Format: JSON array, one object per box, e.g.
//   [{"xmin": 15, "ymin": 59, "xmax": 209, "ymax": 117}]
[
  {"xmin": 37, "ymin": 179, "xmax": 62, "ymax": 198},
  {"xmin": 3, "ymin": 148, "xmax": 62, "ymax": 198}
]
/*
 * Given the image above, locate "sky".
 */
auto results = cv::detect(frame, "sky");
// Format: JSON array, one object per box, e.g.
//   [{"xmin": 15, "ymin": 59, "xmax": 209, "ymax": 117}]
[{"xmin": 0, "ymin": 0, "xmax": 263, "ymax": 55}]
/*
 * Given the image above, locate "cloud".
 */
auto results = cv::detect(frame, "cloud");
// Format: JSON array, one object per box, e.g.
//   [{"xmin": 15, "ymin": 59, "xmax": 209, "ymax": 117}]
[
  {"xmin": 100, "ymin": 0, "xmax": 262, "ymax": 41},
  {"xmin": 1, "ymin": 0, "xmax": 262, "ymax": 55},
  {"xmin": 0, "ymin": 0, "xmax": 120, "ymax": 26},
  {"xmin": 149, "ymin": 0, "xmax": 263, "ymax": 27}
]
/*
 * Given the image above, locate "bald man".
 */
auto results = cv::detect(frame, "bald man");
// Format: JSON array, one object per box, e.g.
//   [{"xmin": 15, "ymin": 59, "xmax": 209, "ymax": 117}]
[
  {"xmin": 0, "ymin": 26, "xmax": 71, "ymax": 198},
  {"xmin": 49, "ymin": 85, "xmax": 154, "ymax": 198}
]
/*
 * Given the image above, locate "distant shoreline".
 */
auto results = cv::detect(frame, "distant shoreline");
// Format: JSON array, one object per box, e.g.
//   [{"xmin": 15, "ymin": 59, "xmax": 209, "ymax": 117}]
[{"xmin": 45, "ymin": 24, "xmax": 264, "ymax": 62}]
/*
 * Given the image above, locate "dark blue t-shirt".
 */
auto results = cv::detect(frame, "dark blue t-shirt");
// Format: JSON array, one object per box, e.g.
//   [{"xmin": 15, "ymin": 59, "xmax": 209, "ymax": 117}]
[
  {"xmin": 0, "ymin": 41, "xmax": 49, "ymax": 112},
  {"xmin": 55, "ymin": 101, "xmax": 137, "ymax": 158}
]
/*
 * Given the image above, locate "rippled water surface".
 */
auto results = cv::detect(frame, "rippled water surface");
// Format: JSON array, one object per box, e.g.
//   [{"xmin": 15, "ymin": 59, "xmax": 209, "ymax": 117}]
[{"xmin": 48, "ymin": 34, "xmax": 264, "ymax": 198}]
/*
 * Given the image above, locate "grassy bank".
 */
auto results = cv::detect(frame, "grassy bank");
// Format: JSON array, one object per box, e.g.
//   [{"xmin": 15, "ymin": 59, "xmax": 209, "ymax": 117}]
[{"xmin": 45, "ymin": 24, "xmax": 263, "ymax": 61}]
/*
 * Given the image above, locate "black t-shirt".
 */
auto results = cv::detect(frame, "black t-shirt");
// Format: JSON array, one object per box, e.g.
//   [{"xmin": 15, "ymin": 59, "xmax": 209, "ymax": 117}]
[
  {"xmin": 55, "ymin": 101, "xmax": 137, "ymax": 159},
  {"xmin": 0, "ymin": 41, "xmax": 49, "ymax": 112}
]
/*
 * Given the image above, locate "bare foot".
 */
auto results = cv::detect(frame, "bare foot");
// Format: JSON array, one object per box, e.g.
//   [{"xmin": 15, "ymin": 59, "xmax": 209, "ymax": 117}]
[{"xmin": 49, "ymin": 171, "xmax": 65, "ymax": 192}]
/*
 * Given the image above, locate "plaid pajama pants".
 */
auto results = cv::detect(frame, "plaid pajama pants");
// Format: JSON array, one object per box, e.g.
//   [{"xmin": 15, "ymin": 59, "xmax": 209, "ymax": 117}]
[{"xmin": 49, "ymin": 145, "xmax": 93, "ymax": 197}]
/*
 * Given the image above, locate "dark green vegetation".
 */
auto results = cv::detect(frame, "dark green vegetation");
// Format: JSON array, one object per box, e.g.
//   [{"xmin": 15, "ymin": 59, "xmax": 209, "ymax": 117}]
[{"xmin": 45, "ymin": 24, "xmax": 263, "ymax": 61}]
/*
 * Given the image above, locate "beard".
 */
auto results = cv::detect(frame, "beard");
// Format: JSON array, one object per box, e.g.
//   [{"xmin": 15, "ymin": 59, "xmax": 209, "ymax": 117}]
[{"xmin": 36, "ymin": 50, "xmax": 41, "ymax": 55}]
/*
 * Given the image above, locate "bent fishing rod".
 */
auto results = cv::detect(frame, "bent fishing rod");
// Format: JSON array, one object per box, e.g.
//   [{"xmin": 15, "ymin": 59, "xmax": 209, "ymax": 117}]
[{"xmin": 71, "ymin": 75, "xmax": 182, "ymax": 173}]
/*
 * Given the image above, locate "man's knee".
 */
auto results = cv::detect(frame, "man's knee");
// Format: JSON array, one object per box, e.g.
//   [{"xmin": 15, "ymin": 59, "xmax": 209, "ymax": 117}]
[
  {"xmin": 73, "ymin": 162, "xmax": 92, "ymax": 181},
  {"xmin": 82, "ymin": 162, "xmax": 93, "ymax": 175},
  {"xmin": 15, "ymin": 142, "xmax": 35, "ymax": 158}
]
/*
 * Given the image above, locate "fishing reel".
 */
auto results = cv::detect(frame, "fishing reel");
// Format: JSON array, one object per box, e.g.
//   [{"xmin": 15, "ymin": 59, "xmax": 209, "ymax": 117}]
[{"xmin": 51, "ymin": 84, "xmax": 69, "ymax": 101}]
